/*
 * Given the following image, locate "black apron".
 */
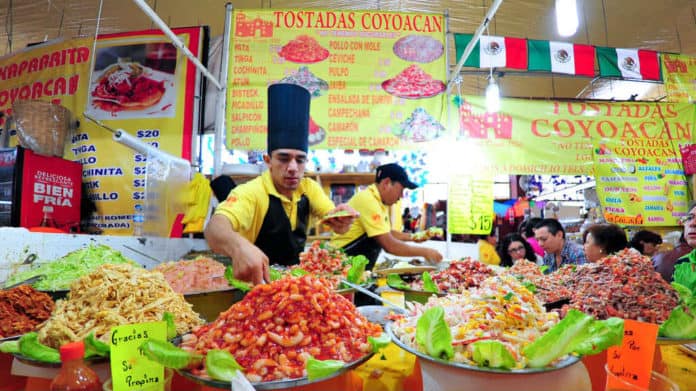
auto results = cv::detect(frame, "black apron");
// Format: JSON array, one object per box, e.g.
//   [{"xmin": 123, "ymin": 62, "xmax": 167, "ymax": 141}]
[
  {"xmin": 254, "ymin": 195, "xmax": 309, "ymax": 266},
  {"xmin": 342, "ymin": 233, "xmax": 383, "ymax": 271}
]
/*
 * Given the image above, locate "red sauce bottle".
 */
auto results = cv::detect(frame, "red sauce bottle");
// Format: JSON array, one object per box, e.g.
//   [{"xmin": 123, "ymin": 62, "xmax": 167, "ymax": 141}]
[{"xmin": 50, "ymin": 341, "xmax": 102, "ymax": 391}]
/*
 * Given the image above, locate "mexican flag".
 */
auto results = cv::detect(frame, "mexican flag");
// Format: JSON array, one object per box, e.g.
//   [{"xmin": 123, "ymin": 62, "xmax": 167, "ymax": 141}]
[
  {"xmin": 455, "ymin": 34, "xmax": 527, "ymax": 69},
  {"xmin": 596, "ymin": 47, "xmax": 661, "ymax": 81},
  {"xmin": 528, "ymin": 40, "xmax": 595, "ymax": 77}
]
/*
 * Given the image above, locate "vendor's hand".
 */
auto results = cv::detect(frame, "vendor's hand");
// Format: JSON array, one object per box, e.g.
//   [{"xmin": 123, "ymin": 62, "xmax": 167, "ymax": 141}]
[
  {"xmin": 324, "ymin": 204, "xmax": 358, "ymax": 234},
  {"xmin": 422, "ymin": 248, "xmax": 443, "ymax": 263},
  {"xmin": 231, "ymin": 241, "xmax": 270, "ymax": 285},
  {"xmin": 411, "ymin": 232, "xmax": 428, "ymax": 243}
]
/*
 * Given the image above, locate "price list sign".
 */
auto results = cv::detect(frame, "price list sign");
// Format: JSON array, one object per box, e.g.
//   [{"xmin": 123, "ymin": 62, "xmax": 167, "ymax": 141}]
[{"xmin": 447, "ymin": 175, "xmax": 494, "ymax": 235}]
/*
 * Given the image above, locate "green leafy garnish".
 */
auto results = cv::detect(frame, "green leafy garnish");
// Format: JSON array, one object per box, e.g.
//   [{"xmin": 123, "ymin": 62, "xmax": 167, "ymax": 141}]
[
  {"xmin": 18, "ymin": 332, "xmax": 60, "ymax": 363},
  {"xmin": 163, "ymin": 312, "xmax": 176, "ymax": 340},
  {"xmin": 386, "ymin": 274, "xmax": 411, "ymax": 291},
  {"xmin": 139, "ymin": 339, "xmax": 202, "ymax": 369},
  {"xmin": 84, "ymin": 333, "xmax": 110, "ymax": 358},
  {"xmin": 503, "ymin": 292, "xmax": 514, "ymax": 301},
  {"xmin": 290, "ymin": 268, "xmax": 309, "ymax": 277},
  {"xmin": 416, "ymin": 307, "xmax": 453, "ymax": 360},
  {"xmin": 0, "ymin": 340, "xmax": 19, "ymax": 354},
  {"xmin": 522, "ymin": 282, "xmax": 537, "ymax": 294},
  {"xmin": 346, "ymin": 255, "xmax": 369, "ymax": 284},
  {"xmin": 523, "ymin": 309, "xmax": 623, "ymax": 367},
  {"xmin": 368, "ymin": 333, "xmax": 391, "ymax": 353},
  {"xmin": 224, "ymin": 266, "xmax": 252, "ymax": 292},
  {"xmin": 659, "ymin": 282, "xmax": 696, "ymax": 339},
  {"xmin": 471, "ymin": 340, "xmax": 515, "ymax": 369},
  {"xmin": 673, "ymin": 259, "xmax": 696, "ymax": 295},
  {"xmin": 205, "ymin": 349, "xmax": 244, "ymax": 381},
  {"xmin": 539, "ymin": 265, "xmax": 549, "ymax": 274},
  {"xmin": 269, "ymin": 268, "xmax": 283, "ymax": 281},
  {"xmin": 422, "ymin": 272, "xmax": 439, "ymax": 293},
  {"xmin": 306, "ymin": 357, "xmax": 344, "ymax": 381}
]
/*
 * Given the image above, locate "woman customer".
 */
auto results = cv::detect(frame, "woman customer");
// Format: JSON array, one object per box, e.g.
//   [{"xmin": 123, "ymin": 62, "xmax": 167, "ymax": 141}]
[
  {"xmin": 477, "ymin": 228, "xmax": 501, "ymax": 266},
  {"xmin": 497, "ymin": 233, "xmax": 540, "ymax": 267},
  {"xmin": 583, "ymin": 223, "xmax": 629, "ymax": 262}
]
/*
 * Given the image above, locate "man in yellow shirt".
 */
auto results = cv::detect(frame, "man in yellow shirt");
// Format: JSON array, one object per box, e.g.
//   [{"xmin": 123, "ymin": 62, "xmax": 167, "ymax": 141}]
[
  {"xmin": 205, "ymin": 84, "xmax": 355, "ymax": 284},
  {"xmin": 331, "ymin": 163, "xmax": 443, "ymax": 269}
]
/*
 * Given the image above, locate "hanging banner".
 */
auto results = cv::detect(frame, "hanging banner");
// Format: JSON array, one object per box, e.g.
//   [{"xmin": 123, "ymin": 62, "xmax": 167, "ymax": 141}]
[
  {"xmin": 447, "ymin": 174, "xmax": 494, "ymax": 234},
  {"xmin": 226, "ymin": 9, "xmax": 447, "ymax": 150},
  {"xmin": 451, "ymin": 96, "xmax": 695, "ymax": 176},
  {"xmin": 592, "ymin": 138, "xmax": 688, "ymax": 226},
  {"xmin": 662, "ymin": 53, "xmax": 696, "ymax": 103},
  {"xmin": 0, "ymin": 27, "xmax": 204, "ymax": 235}
]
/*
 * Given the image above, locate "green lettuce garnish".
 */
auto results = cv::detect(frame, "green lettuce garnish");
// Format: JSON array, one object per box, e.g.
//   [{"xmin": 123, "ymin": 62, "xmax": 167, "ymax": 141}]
[
  {"xmin": 368, "ymin": 333, "xmax": 391, "ymax": 353},
  {"xmin": 269, "ymin": 268, "xmax": 283, "ymax": 281},
  {"xmin": 523, "ymin": 309, "xmax": 623, "ymax": 368},
  {"xmin": 422, "ymin": 272, "xmax": 439, "ymax": 294},
  {"xmin": 346, "ymin": 255, "xmax": 369, "ymax": 284},
  {"xmin": 0, "ymin": 340, "xmax": 19, "ymax": 354},
  {"xmin": 539, "ymin": 265, "xmax": 549, "ymax": 274},
  {"xmin": 4, "ymin": 244, "xmax": 137, "ymax": 290},
  {"xmin": 224, "ymin": 266, "xmax": 252, "ymax": 292},
  {"xmin": 163, "ymin": 312, "xmax": 177, "ymax": 340},
  {"xmin": 471, "ymin": 340, "xmax": 515, "ymax": 369},
  {"xmin": 84, "ymin": 333, "xmax": 110, "ymax": 358},
  {"xmin": 416, "ymin": 307, "xmax": 454, "ymax": 360},
  {"xmin": 673, "ymin": 259, "xmax": 696, "ymax": 295},
  {"xmin": 306, "ymin": 357, "xmax": 344, "ymax": 381},
  {"xmin": 140, "ymin": 339, "xmax": 202, "ymax": 369},
  {"xmin": 18, "ymin": 332, "xmax": 60, "ymax": 363},
  {"xmin": 659, "ymin": 282, "xmax": 696, "ymax": 339},
  {"xmin": 386, "ymin": 274, "xmax": 410, "ymax": 291},
  {"xmin": 290, "ymin": 268, "xmax": 309, "ymax": 277},
  {"xmin": 205, "ymin": 349, "xmax": 244, "ymax": 381},
  {"xmin": 522, "ymin": 282, "xmax": 537, "ymax": 294}
]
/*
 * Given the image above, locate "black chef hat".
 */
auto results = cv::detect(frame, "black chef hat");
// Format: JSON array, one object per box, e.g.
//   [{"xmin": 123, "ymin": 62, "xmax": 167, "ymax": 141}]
[{"xmin": 267, "ymin": 83, "xmax": 310, "ymax": 153}]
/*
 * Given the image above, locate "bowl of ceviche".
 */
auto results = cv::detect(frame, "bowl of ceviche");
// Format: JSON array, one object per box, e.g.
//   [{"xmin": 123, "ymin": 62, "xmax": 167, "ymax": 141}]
[
  {"xmin": 141, "ymin": 275, "xmax": 391, "ymax": 390},
  {"xmin": 388, "ymin": 275, "xmax": 625, "ymax": 391}
]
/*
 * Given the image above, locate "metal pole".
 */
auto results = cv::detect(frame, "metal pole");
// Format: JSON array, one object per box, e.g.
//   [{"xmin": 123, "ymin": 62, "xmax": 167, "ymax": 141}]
[
  {"xmin": 445, "ymin": 0, "xmax": 504, "ymax": 94},
  {"xmin": 213, "ymin": 3, "xmax": 233, "ymax": 176},
  {"xmin": 131, "ymin": 0, "xmax": 222, "ymax": 90}
]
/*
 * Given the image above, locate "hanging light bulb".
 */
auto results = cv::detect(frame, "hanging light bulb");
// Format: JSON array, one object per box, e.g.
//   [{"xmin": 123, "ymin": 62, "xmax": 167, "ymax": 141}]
[
  {"xmin": 485, "ymin": 76, "xmax": 500, "ymax": 113},
  {"xmin": 556, "ymin": 0, "xmax": 579, "ymax": 37}
]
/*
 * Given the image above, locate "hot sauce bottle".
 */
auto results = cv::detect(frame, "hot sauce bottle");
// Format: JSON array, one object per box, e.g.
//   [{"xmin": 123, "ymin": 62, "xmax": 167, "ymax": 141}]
[{"xmin": 50, "ymin": 341, "xmax": 102, "ymax": 391}]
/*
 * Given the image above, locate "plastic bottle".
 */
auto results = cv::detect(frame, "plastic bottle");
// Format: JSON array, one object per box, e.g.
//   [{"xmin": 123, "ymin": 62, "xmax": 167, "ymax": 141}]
[
  {"xmin": 40, "ymin": 205, "xmax": 57, "ymax": 228},
  {"xmin": 50, "ymin": 340, "xmax": 102, "ymax": 391},
  {"xmin": 133, "ymin": 204, "xmax": 144, "ymax": 236}
]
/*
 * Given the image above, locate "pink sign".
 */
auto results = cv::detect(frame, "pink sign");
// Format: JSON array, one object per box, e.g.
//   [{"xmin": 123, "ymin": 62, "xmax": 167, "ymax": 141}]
[{"xmin": 679, "ymin": 144, "xmax": 696, "ymax": 175}]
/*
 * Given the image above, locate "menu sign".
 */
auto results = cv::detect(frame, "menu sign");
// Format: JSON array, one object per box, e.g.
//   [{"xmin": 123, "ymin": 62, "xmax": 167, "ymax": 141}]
[
  {"xmin": 447, "ymin": 174, "xmax": 493, "ymax": 234},
  {"xmin": 592, "ymin": 138, "xmax": 688, "ymax": 226},
  {"xmin": 226, "ymin": 9, "xmax": 447, "ymax": 150},
  {"xmin": 662, "ymin": 54, "xmax": 696, "ymax": 103}
]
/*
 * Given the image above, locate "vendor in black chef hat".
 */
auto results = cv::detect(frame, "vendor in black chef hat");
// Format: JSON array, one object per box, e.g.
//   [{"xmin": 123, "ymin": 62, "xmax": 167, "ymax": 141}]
[{"xmin": 205, "ymin": 83, "xmax": 357, "ymax": 285}]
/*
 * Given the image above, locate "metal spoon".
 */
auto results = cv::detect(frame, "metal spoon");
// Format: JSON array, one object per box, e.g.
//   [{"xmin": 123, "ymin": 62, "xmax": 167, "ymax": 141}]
[{"xmin": 340, "ymin": 280, "xmax": 405, "ymax": 313}]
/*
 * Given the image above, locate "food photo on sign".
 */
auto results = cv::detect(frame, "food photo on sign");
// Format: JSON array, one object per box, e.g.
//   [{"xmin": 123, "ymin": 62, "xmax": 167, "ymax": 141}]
[{"xmin": 85, "ymin": 42, "xmax": 178, "ymax": 120}]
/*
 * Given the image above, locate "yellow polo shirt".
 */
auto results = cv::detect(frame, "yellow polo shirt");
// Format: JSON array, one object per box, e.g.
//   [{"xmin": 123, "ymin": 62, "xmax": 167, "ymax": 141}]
[
  {"xmin": 331, "ymin": 184, "xmax": 391, "ymax": 248},
  {"xmin": 214, "ymin": 171, "xmax": 334, "ymax": 243}
]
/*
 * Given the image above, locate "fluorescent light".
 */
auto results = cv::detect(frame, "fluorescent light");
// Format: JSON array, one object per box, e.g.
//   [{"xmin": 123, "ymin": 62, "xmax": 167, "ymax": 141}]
[
  {"xmin": 556, "ymin": 0, "xmax": 579, "ymax": 37},
  {"xmin": 485, "ymin": 77, "xmax": 500, "ymax": 113}
]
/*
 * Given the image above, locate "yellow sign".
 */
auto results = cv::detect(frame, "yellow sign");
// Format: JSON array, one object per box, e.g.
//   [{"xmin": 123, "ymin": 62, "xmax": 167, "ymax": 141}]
[
  {"xmin": 662, "ymin": 54, "xmax": 696, "ymax": 103},
  {"xmin": 0, "ymin": 28, "xmax": 204, "ymax": 235},
  {"xmin": 452, "ymin": 96, "xmax": 695, "ymax": 175},
  {"xmin": 593, "ymin": 138, "xmax": 688, "ymax": 226},
  {"xmin": 226, "ymin": 9, "xmax": 447, "ymax": 150},
  {"xmin": 447, "ymin": 174, "xmax": 493, "ymax": 234},
  {"xmin": 110, "ymin": 321, "xmax": 166, "ymax": 391}
]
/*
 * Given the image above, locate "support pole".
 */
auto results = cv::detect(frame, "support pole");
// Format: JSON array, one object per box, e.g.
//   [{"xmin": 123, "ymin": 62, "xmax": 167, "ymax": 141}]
[{"xmin": 213, "ymin": 3, "xmax": 233, "ymax": 176}]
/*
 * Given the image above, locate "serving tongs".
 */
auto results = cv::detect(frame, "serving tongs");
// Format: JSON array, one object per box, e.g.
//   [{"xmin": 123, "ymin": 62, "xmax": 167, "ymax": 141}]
[
  {"xmin": 340, "ymin": 280, "xmax": 406, "ymax": 314},
  {"xmin": 3, "ymin": 274, "xmax": 44, "ymax": 290}
]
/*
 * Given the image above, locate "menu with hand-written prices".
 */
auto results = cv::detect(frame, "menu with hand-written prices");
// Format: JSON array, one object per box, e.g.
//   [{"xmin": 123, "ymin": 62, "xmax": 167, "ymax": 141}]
[
  {"xmin": 227, "ymin": 9, "xmax": 447, "ymax": 150},
  {"xmin": 606, "ymin": 319, "xmax": 659, "ymax": 391}
]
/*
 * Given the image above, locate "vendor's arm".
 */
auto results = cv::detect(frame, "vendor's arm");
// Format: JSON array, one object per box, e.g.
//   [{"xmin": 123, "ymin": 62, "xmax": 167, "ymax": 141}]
[
  {"xmin": 205, "ymin": 215, "xmax": 270, "ymax": 285},
  {"xmin": 374, "ymin": 233, "xmax": 443, "ymax": 262},
  {"xmin": 391, "ymin": 230, "xmax": 414, "ymax": 242}
]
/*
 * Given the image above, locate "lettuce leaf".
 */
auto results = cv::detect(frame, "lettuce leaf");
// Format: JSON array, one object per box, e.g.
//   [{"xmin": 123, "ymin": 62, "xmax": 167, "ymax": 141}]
[
  {"xmin": 163, "ymin": 312, "xmax": 176, "ymax": 340},
  {"xmin": 0, "ymin": 340, "xmax": 19, "ymax": 354},
  {"xmin": 346, "ymin": 255, "xmax": 369, "ymax": 284},
  {"xmin": 269, "ymin": 268, "xmax": 283, "ymax": 281},
  {"xmin": 416, "ymin": 307, "xmax": 453, "ymax": 360},
  {"xmin": 386, "ymin": 274, "xmax": 410, "ymax": 291},
  {"xmin": 306, "ymin": 357, "xmax": 344, "ymax": 381},
  {"xmin": 523, "ymin": 309, "xmax": 623, "ymax": 367},
  {"xmin": 471, "ymin": 340, "xmax": 515, "ymax": 369},
  {"xmin": 140, "ymin": 339, "xmax": 202, "ymax": 369},
  {"xmin": 205, "ymin": 349, "xmax": 244, "ymax": 381},
  {"xmin": 659, "ymin": 283, "xmax": 696, "ymax": 339},
  {"xmin": 368, "ymin": 333, "xmax": 391, "ymax": 353},
  {"xmin": 422, "ymin": 272, "xmax": 439, "ymax": 294},
  {"xmin": 224, "ymin": 266, "xmax": 252, "ymax": 292},
  {"xmin": 84, "ymin": 333, "xmax": 110, "ymax": 358},
  {"xmin": 290, "ymin": 268, "xmax": 309, "ymax": 277},
  {"xmin": 673, "ymin": 261, "xmax": 696, "ymax": 295}
]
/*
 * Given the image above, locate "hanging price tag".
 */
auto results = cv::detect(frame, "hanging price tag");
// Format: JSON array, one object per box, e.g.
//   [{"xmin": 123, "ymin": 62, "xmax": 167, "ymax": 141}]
[
  {"xmin": 606, "ymin": 319, "xmax": 659, "ymax": 390},
  {"xmin": 110, "ymin": 321, "xmax": 166, "ymax": 391}
]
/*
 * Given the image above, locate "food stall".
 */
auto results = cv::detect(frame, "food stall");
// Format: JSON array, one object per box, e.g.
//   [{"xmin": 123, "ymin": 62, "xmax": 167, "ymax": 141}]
[{"xmin": 1, "ymin": 0, "xmax": 695, "ymax": 390}]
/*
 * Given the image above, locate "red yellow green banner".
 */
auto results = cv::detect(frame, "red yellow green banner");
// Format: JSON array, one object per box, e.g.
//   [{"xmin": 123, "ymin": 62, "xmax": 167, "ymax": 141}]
[
  {"xmin": 592, "ymin": 138, "xmax": 688, "ymax": 226},
  {"xmin": 662, "ymin": 53, "xmax": 696, "ymax": 103},
  {"xmin": 0, "ymin": 27, "xmax": 203, "ymax": 235},
  {"xmin": 226, "ymin": 9, "xmax": 447, "ymax": 150},
  {"xmin": 451, "ymin": 96, "xmax": 695, "ymax": 176}
]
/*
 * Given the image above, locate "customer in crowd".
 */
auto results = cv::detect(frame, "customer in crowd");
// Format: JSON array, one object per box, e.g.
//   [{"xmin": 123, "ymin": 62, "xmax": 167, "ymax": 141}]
[
  {"xmin": 497, "ymin": 233, "xmax": 540, "ymax": 267},
  {"xmin": 669, "ymin": 201, "xmax": 696, "ymax": 284},
  {"xmin": 653, "ymin": 233, "xmax": 692, "ymax": 282},
  {"xmin": 477, "ymin": 227, "xmax": 501, "ymax": 266},
  {"xmin": 519, "ymin": 217, "xmax": 544, "ymax": 257},
  {"xmin": 535, "ymin": 218, "xmax": 586, "ymax": 273},
  {"xmin": 582, "ymin": 223, "xmax": 629, "ymax": 262},
  {"xmin": 629, "ymin": 230, "xmax": 663, "ymax": 257}
]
